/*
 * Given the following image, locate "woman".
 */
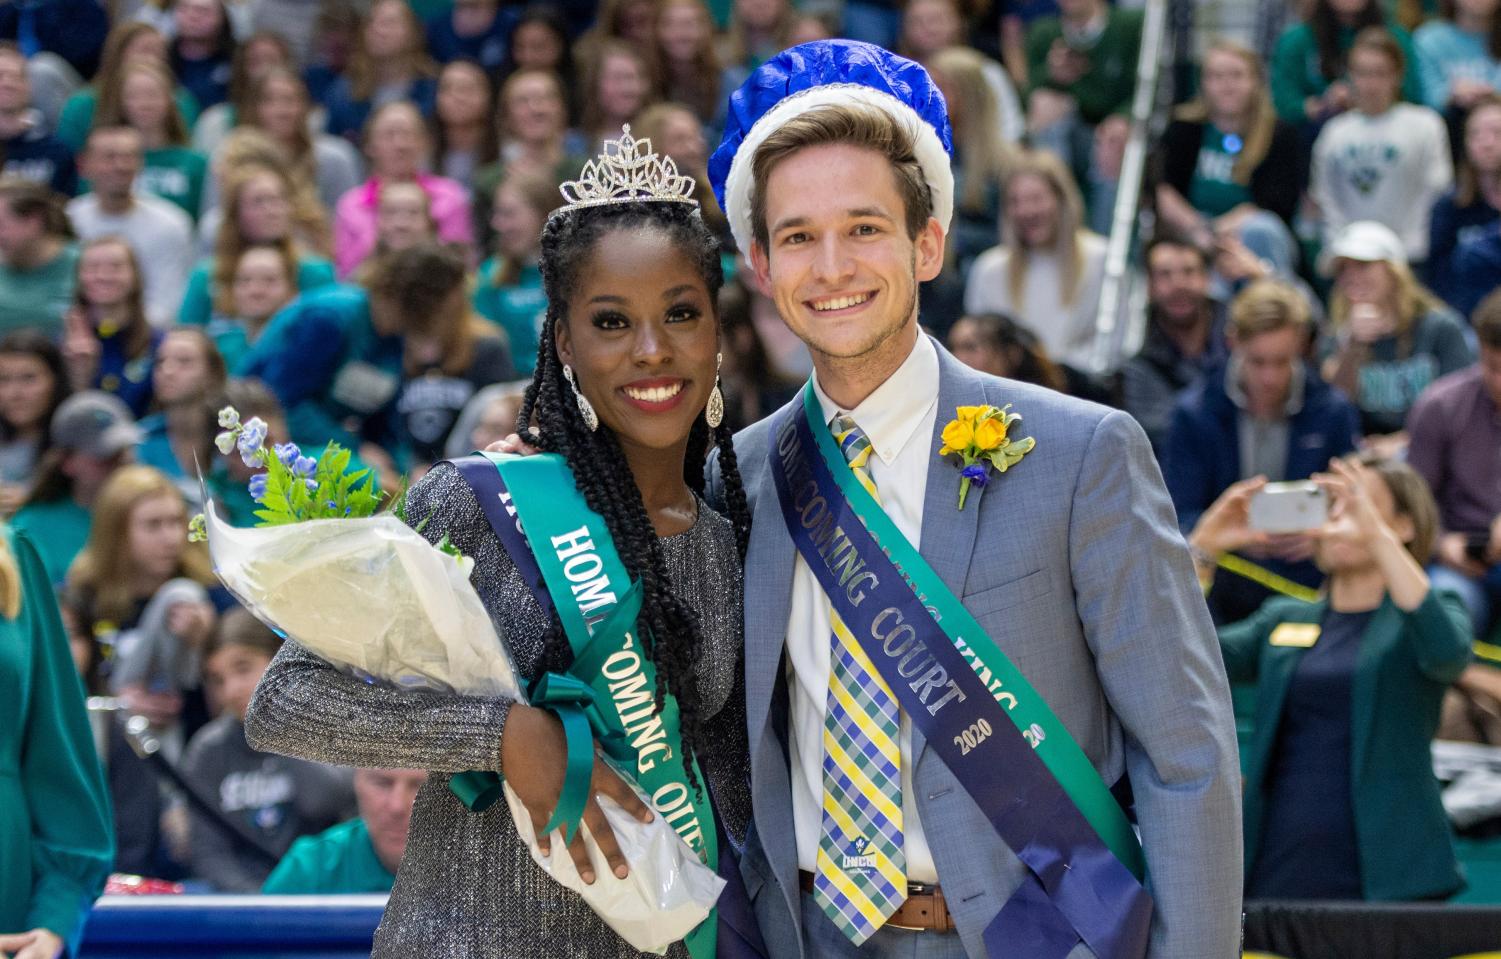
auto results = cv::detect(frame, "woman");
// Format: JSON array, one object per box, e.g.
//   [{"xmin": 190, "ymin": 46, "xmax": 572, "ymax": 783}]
[
  {"xmin": 900, "ymin": 1, "xmax": 1023, "ymax": 144},
  {"xmin": 321, "ymin": 0, "xmax": 440, "ymax": 142},
  {"xmin": 1188, "ymin": 456, "xmax": 1470, "ymax": 900},
  {"xmin": 205, "ymin": 244, "xmax": 299, "ymax": 371},
  {"xmin": 358, "ymin": 182, "xmax": 441, "ymax": 277},
  {"xmin": 64, "ymin": 465, "xmax": 221, "ymax": 878},
  {"xmin": 504, "ymin": 7, "xmax": 571, "ymax": 76},
  {"xmin": 471, "ymin": 69, "xmax": 587, "ymax": 243},
  {"xmin": 1429, "ymin": 92, "xmax": 1501, "ymax": 315},
  {"xmin": 245, "ymin": 131, "xmax": 753, "ymax": 956},
  {"xmin": 11, "ymin": 391, "xmax": 138, "ymax": 585},
  {"xmin": 135, "ymin": 327, "xmax": 227, "ymax": 498},
  {"xmin": 963, "ymin": 150, "xmax": 1107, "ymax": 369},
  {"xmin": 652, "ymin": 0, "xmax": 726, "ymax": 131},
  {"xmin": 333, "ymin": 101, "xmax": 473, "ymax": 279},
  {"xmin": 191, "ymin": 31, "xmax": 296, "ymax": 156},
  {"xmin": 1157, "ymin": 40, "xmax": 1306, "ymax": 274},
  {"xmin": 0, "ymin": 332, "xmax": 69, "ymax": 515},
  {"xmin": 61, "ymin": 237, "xmax": 162, "ymax": 419},
  {"xmin": 473, "ymin": 173, "xmax": 556, "ymax": 377},
  {"xmin": 0, "ymin": 179, "xmax": 77, "ymax": 338},
  {"xmin": 1320, "ymin": 220, "xmax": 1474, "ymax": 436},
  {"xmin": 0, "ymin": 522, "xmax": 114, "ymax": 959},
  {"xmin": 1415, "ymin": 0, "xmax": 1501, "ymax": 115},
  {"xmin": 392, "ymin": 274, "xmax": 513, "ymax": 471},
  {"xmin": 575, "ymin": 0, "xmax": 660, "ymax": 64},
  {"xmin": 948, "ymin": 312, "xmax": 1069, "ymax": 393},
  {"xmin": 56, "ymin": 22, "xmax": 200, "ymax": 155},
  {"xmin": 198, "ymin": 127, "xmax": 332, "ymax": 257},
  {"xmin": 1312, "ymin": 27, "xmax": 1453, "ymax": 263},
  {"xmin": 578, "ymin": 40, "xmax": 657, "ymax": 151},
  {"xmin": 433, "ymin": 59, "xmax": 500, "ymax": 186},
  {"xmin": 167, "ymin": 0, "xmax": 238, "ymax": 111},
  {"xmin": 718, "ymin": 0, "xmax": 793, "ymax": 73},
  {"xmin": 233, "ymin": 67, "xmax": 363, "ymax": 213},
  {"xmin": 1271, "ymin": 0, "xmax": 1424, "ymax": 128},
  {"xmin": 95, "ymin": 60, "xmax": 209, "ymax": 220},
  {"xmin": 928, "ymin": 45, "xmax": 1018, "ymax": 274},
  {"xmin": 181, "ymin": 161, "xmax": 337, "ymax": 328}
]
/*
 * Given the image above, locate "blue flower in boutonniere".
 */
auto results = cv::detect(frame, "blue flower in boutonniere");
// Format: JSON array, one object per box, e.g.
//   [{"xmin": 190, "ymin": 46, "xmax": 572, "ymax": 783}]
[{"xmin": 938, "ymin": 404, "xmax": 1037, "ymax": 510}]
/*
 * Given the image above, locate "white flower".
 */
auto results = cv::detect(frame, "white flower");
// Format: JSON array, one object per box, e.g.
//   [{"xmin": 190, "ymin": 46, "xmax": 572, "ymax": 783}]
[
  {"xmin": 217, "ymin": 406, "xmax": 240, "ymax": 428},
  {"xmin": 215, "ymin": 431, "xmax": 237, "ymax": 455}
]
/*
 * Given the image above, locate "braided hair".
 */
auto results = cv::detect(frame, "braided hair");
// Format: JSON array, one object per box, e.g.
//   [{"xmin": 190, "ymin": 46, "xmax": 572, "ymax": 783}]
[{"xmin": 519, "ymin": 200, "xmax": 752, "ymax": 787}]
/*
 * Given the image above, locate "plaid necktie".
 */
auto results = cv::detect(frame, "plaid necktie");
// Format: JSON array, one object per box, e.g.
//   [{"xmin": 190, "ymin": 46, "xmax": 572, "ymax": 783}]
[{"xmin": 812, "ymin": 414, "xmax": 907, "ymax": 944}]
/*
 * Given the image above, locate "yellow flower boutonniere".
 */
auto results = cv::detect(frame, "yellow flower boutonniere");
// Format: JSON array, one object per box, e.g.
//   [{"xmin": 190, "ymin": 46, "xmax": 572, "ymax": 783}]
[{"xmin": 937, "ymin": 404, "xmax": 1036, "ymax": 509}]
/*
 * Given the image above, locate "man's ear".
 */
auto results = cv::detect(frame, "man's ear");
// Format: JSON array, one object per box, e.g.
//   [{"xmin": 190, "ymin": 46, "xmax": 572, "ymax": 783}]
[
  {"xmin": 914, "ymin": 216, "xmax": 946, "ymax": 283},
  {"xmin": 747, "ymin": 242, "xmax": 774, "ymax": 297}
]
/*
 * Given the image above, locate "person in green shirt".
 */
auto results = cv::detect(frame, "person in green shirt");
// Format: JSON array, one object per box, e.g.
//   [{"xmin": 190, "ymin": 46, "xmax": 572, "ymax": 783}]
[
  {"xmin": 92, "ymin": 61, "xmax": 208, "ymax": 221},
  {"xmin": 1024, "ymin": 0, "xmax": 1143, "ymax": 231},
  {"xmin": 471, "ymin": 172, "xmax": 556, "ymax": 377},
  {"xmin": 0, "ymin": 526, "xmax": 114, "ymax": 959},
  {"xmin": 12, "ymin": 392, "xmax": 141, "ymax": 585},
  {"xmin": 56, "ymin": 22, "xmax": 200, "ymax": 155},
  {"xmin": 1271, "ymin": 0, "xmax": 1425, "ymax": 127},
  {"xmin": 0, "ymin": 179, "xmax": 78, "ymax": 338},
  {"xmin": 262, "ymin": 767, "xmax": 427, "ymax": 894}
]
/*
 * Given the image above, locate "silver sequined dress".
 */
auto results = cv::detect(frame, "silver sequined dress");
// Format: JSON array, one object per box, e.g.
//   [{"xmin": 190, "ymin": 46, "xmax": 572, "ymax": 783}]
[{"xmin": 245, "ymin": 462, "xmax": 749, "ymax": 957}]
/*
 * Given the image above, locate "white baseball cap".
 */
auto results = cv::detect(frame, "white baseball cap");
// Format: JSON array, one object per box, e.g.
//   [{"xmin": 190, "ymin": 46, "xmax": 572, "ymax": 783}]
[{"xmin": 1318, "ymin": 221, "xmax": 1407, "ymax": 276}]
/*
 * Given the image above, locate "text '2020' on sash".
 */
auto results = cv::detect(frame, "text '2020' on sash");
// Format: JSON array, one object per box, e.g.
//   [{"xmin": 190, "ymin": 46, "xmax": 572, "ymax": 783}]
[
  {"xmin": 450, "ymin": 452, "xmax": 720, "ymax": 959},
  {"xmin": 771, "ymin": 387, "xmax": 1152, "ymax": 959}
]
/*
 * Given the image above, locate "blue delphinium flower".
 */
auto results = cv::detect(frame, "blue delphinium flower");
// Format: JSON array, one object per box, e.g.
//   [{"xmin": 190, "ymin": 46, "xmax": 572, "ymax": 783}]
[
  {"xmin": 292, "ymin": 455, "xmax": 318, "ymax": 478},
  {"xmin": 961, "ymin": 463, "xmax": 989, "ymax": 487},
  {"xmin": 304, "ymin": 478, "xmax": 317, "ymax": 493},
  {"xmin": 248, "ymin": 473, "xmax": 269, "ymax": 501},
  {"xmin": 237, "ymin": 417, "xmax": 268, "ymax": 466},
  {"xmin": 274, "ymin": 442, "xmax": 301, "ymax": 467}
]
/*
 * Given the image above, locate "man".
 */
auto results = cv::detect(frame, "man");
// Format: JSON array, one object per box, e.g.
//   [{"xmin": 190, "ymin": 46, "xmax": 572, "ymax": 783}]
[
  {"xmin": 1407, "ymin": 289, "xmax": 1501, "ymax": 641},
  {"xmin": 66, "ymin": 126, "xmax": 193, "ymax": 327},
  {"xmin": 1122, "ymin": 236, "xmax": 1227, "ymax": 453},
  {"xmin": 707, "ymin": 41, "xmax": 1240, "ymax": 959},
  {"xmin": 426, "ymin": 0, "xmax": 514, "ymax": 72},
  {"xmin": 0, "ymin": 42, "xmax": 74, "ymax": 196},
  {"xmin": 262, "ymin": 768, "xmax": 427, "ymax": 894},
  {"xmin": 1164, "ymin": 279, "xmax": 1360, "ymax": 621}
]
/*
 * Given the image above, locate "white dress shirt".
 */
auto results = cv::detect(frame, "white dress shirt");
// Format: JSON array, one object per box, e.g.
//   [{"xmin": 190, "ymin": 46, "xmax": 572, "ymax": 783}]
[{"xmin": 787, "ymin": 334, "xmax": 942, "ymax": 883}]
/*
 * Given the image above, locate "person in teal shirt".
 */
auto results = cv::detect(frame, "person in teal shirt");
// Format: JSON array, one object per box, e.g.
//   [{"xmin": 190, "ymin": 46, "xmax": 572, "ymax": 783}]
[
  {"xmin": 1189, "ymin": 456, "xmax": 1471, "ymax": 900},
  {"xmin": 0, "ymin": 526, "xmax": 114, "ymax": 959},
  {"xmin": 200, "ymin": 245, "xmax": 304, "ymax": 373},
  {"xmin": 89, "ymin": 60, "xmax": 208, "ymax": 221},
  {"xmin": 262, "ymin": 767, "xmax": 427, "ymax": 894},
  {"xmin": 1272, "ymin": 0, "xmax": 1425, "ymax": 125},
  {"xmin": 0, "ymin": 180, "xmax": 78, "ymax": 338},
  {"xmin": 1414, "ymin": 8, "xmax": 1501, "ymax": 112},
  {"xmin": 11, "ymin": 391, "xmax": 140, "ymax": 585},
  {"xmin": 56, "ymin": 22, "xmax": 200, "ymax": 155},
  {"xmin": 472, "ymin": 172, "xmax": 556, "ymax": 377},
  {"xmin": 242, "ymin": 245, "xmax": 470, "ymax": 454}
]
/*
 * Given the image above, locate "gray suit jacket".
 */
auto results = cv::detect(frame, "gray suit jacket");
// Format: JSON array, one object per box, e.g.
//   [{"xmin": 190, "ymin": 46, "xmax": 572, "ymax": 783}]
[{"xmin": 714, "ymin": 340, "xmax": 1243, "ymax": 959}]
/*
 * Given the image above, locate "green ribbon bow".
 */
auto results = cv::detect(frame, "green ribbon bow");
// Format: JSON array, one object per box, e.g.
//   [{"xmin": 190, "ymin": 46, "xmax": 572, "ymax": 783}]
[{"xmin": 450, "ymin": 582, "xmax": 645, "ymax": 849}]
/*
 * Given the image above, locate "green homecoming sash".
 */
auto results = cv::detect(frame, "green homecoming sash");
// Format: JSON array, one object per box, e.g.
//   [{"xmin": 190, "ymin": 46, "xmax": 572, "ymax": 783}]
[{"xmin": 452, "ymin": 452, "xmax": 719, "ymax": 959}]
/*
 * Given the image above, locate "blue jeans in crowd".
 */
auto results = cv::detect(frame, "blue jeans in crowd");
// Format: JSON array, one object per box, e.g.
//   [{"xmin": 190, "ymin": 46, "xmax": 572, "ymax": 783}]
[{"xmin": 1428, "ymin": 562, "xmax": 1501, "ymax": 640}]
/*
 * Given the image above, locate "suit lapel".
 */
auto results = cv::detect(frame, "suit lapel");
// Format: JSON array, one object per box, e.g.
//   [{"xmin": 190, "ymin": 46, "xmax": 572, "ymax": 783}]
[
  {"xmin": 918, "ymin": 345, "xmax": 988, "ymax": 598},
  {"xmin": 744, "ymin": 443, "xmax": 796, "ymax": 743}
]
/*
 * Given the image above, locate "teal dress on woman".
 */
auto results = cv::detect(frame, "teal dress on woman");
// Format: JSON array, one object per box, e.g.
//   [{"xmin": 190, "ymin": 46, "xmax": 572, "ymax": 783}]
[{"xmin": 0, "ymin": 528, "xmax": 114, "ymax": 953}]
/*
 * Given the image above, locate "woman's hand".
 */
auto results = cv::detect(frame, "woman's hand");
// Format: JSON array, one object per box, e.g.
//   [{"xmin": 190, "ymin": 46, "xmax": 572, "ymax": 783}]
[
  {"xmin": 1317, "ymin": 457, "xmax": 1430, "ymax": 610},
  {"xmin": 60, "ymin": 308, "xmax": 100, "ymax": 391},
  {"xmin": 1189, "ymin": 476, "xmax": 1270, "ymax": 559},
  {"xmin": 166, "ymin": 600, "xmax": 215, "ymax": 649},
  {"xmin": 0, "ymin": 928, "xmax": 64, "ymax": 959},
  {"xmin": 500, "ymin": 703, "xmax": 654, "ymax": 884}
]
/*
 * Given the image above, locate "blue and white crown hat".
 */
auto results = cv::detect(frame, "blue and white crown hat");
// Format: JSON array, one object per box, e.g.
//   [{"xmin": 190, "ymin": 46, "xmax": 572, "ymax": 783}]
[{"xmin": 708, "ymin": 40, "xmax": 955, "ymax": 255}]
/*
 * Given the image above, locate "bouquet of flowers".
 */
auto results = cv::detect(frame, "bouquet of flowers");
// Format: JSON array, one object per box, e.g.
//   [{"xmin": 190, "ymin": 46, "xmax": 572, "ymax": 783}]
[{"xmin": 193, "ymin": 409, "xmax": 721, "ymax": 954}]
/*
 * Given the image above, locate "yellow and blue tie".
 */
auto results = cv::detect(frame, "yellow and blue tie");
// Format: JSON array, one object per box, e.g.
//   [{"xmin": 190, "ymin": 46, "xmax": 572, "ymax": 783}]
[{"xmin": 813, "ymin": 414, "xmax": 907, "ymax": 945}]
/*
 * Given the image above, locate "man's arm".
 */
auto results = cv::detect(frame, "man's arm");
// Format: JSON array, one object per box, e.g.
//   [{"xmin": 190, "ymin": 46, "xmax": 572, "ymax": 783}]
[{"xmin": 1067, "ymin": 410, "xmax": 1242, "ymax": 959}]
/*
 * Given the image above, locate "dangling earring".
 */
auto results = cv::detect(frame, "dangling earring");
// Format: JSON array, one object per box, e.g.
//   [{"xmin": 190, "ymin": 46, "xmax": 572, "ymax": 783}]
[
  {"xmin": 705, "ymin": 352, "xmax": 724, "ymax": 428},
  {"xmin": 563, "ymin": 364, "xmax": 598, "ymax": 431}
]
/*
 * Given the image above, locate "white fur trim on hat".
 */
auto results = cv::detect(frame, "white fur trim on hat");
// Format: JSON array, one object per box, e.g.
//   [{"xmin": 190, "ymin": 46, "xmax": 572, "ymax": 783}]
[{"xmin": 721, "ymin": 82, "xmax": 954, "ymax": 254}]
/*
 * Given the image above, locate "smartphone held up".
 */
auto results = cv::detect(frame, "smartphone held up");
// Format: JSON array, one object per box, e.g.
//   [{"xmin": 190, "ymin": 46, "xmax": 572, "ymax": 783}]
[{"xmin": 1249, "ymin": 482, "xmax": 1329, "ymax": 534}]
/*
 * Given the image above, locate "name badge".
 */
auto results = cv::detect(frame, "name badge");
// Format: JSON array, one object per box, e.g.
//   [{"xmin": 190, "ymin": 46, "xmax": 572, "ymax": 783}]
[{"xmin": 1269, "ymin": 623, "xmax": 1320, "ymax": 648}]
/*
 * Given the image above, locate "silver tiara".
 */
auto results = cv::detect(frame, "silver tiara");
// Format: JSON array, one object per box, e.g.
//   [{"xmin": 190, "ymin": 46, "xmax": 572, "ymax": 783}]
[{"xmin": 558, "ymin": 125, "xmax": 699, "ymax": 212}]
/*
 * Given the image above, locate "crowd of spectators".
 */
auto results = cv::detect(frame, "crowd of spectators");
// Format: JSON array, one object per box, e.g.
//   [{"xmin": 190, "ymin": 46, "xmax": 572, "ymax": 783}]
[{"xmin": 2, "ymin": 0, "xmax": 1501, "ymax": 910}]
